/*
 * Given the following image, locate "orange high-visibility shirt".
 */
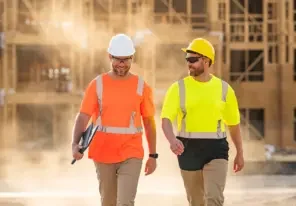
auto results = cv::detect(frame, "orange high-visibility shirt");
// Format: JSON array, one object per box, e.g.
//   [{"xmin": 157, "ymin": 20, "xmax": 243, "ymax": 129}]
[{"xmin": 79, "ymin": 73, "xmax": 155, "ymax": 163}]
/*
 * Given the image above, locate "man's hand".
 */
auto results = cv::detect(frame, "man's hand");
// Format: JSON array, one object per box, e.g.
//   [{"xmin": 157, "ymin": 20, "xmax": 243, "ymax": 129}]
[
  {"xmin": 72, "ymin": 144, "xmax": 84, "ymax": 161},
  {"xmin": 233, "ymin": 152, "xmax": 244, "ymax": 173},
  {"xmin": 71, "ymin": 112, "xmax": 91, "ymax": 162},
  {"xmin": 228, "ymin": 124, "xmax": 244, "ymax": 173},
  {"xmin": 145, "ymin": 158, "xmax": 157, "ymax": 176},
  {"xmin": 162, "ymin": 118, "xmax": 183, "ymax": 155},
  {"xmin": 169, "ymin": 138, "xmax": 184, "ymax": 155}
]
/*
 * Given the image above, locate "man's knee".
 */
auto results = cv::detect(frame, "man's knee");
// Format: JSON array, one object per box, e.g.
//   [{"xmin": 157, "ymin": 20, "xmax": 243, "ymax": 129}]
[
  {"xmin": 99, "ymin": 181, "xmax": 117, "ymax": 206},
  {"xmin": 186, "ymin": 191, "xmax": 205, "ymax": 206},
  {"xmin": 116, "ymin": 158, "xmax": 142, "ymax": 206},
  {"xmin": 94, "ymin": 162, "xmax": 117, "ymax": 206},
  {"xmin": 117, "ymin": 198, "xmax": 135, "ymax": 206},
  {"xmin": 203, "ymin": 159, "xmax": 227, "ymax": 206},
  {"xmin": 101, "ymin": 195, "xmax": 117, "ymax": 206},
  {"xmin": 181, "ymin": 169, "xmax": 205, "ymax": 206},
  {"xmin": 206, "ymin": 191, "xmax": 224, "ymax": 206}
]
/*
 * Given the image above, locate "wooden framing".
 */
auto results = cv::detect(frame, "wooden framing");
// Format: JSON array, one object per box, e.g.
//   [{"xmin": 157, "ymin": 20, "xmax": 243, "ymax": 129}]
[
  {"xmin": 219, "ymin": 0, "xmax": 296, "ymax": 149},
  {"xmin": 0, "ymin": 0, "xmax": 219, "ymax": 148},
  {"xmin": 1, "ymin": 0, "xmax": 295, "ymax": 151}
]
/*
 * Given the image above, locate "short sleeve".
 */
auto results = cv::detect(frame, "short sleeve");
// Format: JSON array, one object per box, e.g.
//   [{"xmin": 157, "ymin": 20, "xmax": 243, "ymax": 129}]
[
  {"xmin": 79, "ymin": 79, "xmax": 99, "ymax": 116},
  {"xmin": 140, "ymin": 82, "xmax": 156, "ymax": 117},
  {"xmin": 160, "ymin": 82, "xmax": 179, "ymax": 122},
  {"xmin": 222, "ymin": 85, "xmax": 240, "ymax": 126}
]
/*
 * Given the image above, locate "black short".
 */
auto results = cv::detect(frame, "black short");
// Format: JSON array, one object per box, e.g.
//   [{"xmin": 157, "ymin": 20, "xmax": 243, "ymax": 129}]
[{"xmin": 176, "ymin": 136, "xmax": 229, "ymax": 171}]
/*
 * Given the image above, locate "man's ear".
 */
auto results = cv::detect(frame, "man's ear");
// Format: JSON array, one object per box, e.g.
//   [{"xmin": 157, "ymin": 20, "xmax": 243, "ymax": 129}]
[
  {"xmin": 108, "ymin": 54, "xmax": 112, "ymax": 60},
  {"xmin": 205, "ymin": 57, "xmax": 210, "ymax": 65}
]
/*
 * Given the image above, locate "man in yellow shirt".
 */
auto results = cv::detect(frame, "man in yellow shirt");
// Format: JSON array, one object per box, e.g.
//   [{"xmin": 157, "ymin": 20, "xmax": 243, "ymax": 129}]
[{"xmin": 161, "ymin": 38, "xmax": 244, "ymax": 206}]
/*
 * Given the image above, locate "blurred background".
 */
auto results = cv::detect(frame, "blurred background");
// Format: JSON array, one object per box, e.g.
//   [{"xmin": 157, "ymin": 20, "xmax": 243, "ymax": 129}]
[{"xmin": 0, "ymin": 0, "xmax": 296, "ymax": 205}]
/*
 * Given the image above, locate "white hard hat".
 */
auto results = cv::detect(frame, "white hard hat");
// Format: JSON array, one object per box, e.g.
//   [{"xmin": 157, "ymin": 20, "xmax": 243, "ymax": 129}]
[{"xmin": 107, "ymin": 33, "xmax": 136, "ymax": 57}]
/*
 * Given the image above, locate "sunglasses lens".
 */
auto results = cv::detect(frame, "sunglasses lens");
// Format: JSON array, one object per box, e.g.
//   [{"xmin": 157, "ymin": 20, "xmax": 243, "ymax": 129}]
[{"xmin": 186, "ymin": 57, "xmax": 199, "ymax": 63}]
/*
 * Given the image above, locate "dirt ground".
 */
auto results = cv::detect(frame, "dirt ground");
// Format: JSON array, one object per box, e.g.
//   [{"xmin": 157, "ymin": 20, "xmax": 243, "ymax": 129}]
[{"xmin": 0, "ymin": 118, "xmax": 295, "ymax": 206}]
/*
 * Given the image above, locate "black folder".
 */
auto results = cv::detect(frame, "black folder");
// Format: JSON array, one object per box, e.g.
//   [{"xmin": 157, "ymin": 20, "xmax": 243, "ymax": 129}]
[{"xmin": 71, "ymin": 123, "xmax": 99, "ymax": 165}]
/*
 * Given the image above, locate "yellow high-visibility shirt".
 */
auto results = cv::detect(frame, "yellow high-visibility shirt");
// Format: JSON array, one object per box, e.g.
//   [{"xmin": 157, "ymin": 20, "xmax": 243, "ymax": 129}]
[{"xmin": 160, "ymin": 75, "xmax": 240, "ymax": 133}]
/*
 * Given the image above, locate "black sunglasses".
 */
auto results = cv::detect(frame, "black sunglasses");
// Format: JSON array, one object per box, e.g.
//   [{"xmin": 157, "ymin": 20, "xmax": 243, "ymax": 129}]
[{"xmin": 185, "ymin": 56, "xmax": 202, "ymax": 63}]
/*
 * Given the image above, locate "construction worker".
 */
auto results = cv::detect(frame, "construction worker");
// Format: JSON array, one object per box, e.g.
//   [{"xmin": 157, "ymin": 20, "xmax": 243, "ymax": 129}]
[
  {"xmin": 71, "ymin": 33, "xmax": 158, "ymax": 206},
  {"xmin": 161, "ymin": 38, "xmax": 244, "ymax": 206}
]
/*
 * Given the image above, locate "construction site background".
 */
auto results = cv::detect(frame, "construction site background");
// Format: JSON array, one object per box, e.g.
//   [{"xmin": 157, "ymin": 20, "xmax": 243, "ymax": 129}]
[{"xmin": 0, "ymin": 0, "xmax": 296, "ymax": 205}]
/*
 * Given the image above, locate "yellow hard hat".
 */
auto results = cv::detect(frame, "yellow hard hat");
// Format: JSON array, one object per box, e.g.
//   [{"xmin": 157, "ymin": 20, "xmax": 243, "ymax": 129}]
[{"xmin": 181, "ymin": 38, "xmax": 215, "ymax": 64}]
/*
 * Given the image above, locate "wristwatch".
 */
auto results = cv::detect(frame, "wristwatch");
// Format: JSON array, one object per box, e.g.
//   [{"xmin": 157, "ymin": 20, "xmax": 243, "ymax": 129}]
[{"xmin": 149, "ymin": 153, "xmax": 159, "ymax": 159}]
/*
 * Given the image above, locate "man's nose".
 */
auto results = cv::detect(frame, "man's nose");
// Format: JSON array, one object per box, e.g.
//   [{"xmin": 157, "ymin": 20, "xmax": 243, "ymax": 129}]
[{"xmin": 118, "ymin": 61, "xmax": 125, "ymax": 66}]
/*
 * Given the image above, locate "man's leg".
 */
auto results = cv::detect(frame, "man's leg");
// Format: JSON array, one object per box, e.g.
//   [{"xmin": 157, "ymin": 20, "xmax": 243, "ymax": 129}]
[
  {"xmin": 94, "ymin": 162, "xmax": 117, "ymax": 206},
  {"xmin": 180, "ymin": 170, "xmax": 205, "ymax": 206},
  {"xmin": 203, "ymin": 159, "xmax": 228, "ymax": 206},
  {"xmin": 117, "ymin": 158, "xmax": 143, "ymax": 206}
]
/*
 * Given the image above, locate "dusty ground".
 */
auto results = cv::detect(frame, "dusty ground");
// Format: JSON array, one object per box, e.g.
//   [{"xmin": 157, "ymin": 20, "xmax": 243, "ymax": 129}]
[
  {"xmin": 0, "ymin": 119, "xmax": 295, "ymax": 206},
  {"xmin": 1, "ymin": 162, "xmax": 296, "ymax": 206},
  {"xmin": 1, "ymin": 148, "xmax": 295, "ymax": 205}
]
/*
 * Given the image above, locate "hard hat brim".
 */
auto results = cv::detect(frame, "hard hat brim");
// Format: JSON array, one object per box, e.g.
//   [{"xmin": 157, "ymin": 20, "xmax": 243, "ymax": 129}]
[
  {"xmin": 181, "ymin": 47, "xmax": 215, "ymax": 64},
  {"xmin": 181, "ymin": 48, "xmax": 196, "ymax": 53}
]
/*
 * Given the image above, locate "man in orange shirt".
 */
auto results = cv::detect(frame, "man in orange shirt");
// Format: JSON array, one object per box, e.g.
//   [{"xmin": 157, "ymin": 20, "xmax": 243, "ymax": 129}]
[{"xmin": 71, "ymin": 33, "xmax": 158, "ymax": 206}]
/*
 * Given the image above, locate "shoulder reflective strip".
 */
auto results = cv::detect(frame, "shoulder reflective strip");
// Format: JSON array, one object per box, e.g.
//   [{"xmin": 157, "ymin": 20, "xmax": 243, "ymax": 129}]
[
  {"xmin": 137, "ymin": 77, "xmax": 144, "ymax": 96},
  {"xmin": 221, "ymin": 80, "xmax": 228, "ymax": 102},
  {"xmin": 178, "ymin": 79, "xmax": 186, "ymax": 113},
  {"xmin": 96, "ymin": 75, "xmax": 103, "ymax": 101},
  {"xmin": 178, "ymin": 79, "xmax": 186, "ymax": 133},
  {"xmin": 95, "ymin": 75, "xmax": 103, "ymax": 125},
  {"xmin": 177, "ymin": 131, "xmax": 226, "ymax": 139},
  {"xmin": 217, "ymin": 80, "xmax": 228, "ymax": 135}
]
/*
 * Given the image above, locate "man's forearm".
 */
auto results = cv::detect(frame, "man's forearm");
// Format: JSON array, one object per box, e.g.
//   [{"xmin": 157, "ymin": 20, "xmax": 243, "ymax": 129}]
[
  {"xmin": 162, "ymin": 118, "xmax": 176, "ymax": 143},
  {"xmin": 143, "ymin": 117, "xmax": 157, "ymax": 154},
  {"xmin": 71, "ymin": 113, "xmax": 91, "ymax": 145},
  {"xmin": 228, "ymin": 124, "xmax": 243, "ymax": 154}
]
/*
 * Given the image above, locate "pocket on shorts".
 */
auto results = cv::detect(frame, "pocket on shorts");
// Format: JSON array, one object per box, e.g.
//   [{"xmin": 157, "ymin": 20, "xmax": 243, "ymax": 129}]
[{"xmin": 177, "ymin": 136, "xmax": 190, "ymax": 150}]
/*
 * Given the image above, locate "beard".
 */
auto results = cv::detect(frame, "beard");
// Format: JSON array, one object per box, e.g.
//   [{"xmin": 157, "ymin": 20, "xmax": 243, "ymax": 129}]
[
  {"xmin": 112, "ymin": 66, "xmax": 130, "ymax": 77},
  {"xmin": 188, "ymin": 65, "xmax": 204, "ymax": 77}
]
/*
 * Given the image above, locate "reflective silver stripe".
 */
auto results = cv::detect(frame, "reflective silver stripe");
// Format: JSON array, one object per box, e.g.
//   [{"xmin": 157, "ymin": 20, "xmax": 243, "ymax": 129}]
[
  {"xmin": 95, "ymin": 75, "xmax": 144, "ymax": 134},
  {"xmin": 178, "ymin": 79, "xmax": 186, "ymax": 132},
  {"xmin": 96, "ymin": 126, "xmax": 143, "ymax": 134},
  {"xmin": 177, "ymin": 79, "xmax": 228, "ymax": 139},
  {"xmin": 221, "ymin": 80, "xmax": 228, "ymax": 102},
  {"xmin": 216, "ymin": 119, "xmax": 227, "ymax": 139},
  {"xmin": 177, "ymin": 131, "xmax": 226, "ymax": 139},
  {"xmin": 137, "ymin": 77, "xmax": 144, "ymax": 96},
  {"xmin": 96, "ymin": 75, "xmax": 103, "ymax": 126}
]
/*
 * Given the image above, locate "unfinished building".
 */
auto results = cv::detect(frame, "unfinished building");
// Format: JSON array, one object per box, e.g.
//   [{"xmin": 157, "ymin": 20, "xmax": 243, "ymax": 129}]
[{"xmin": 0, "ymin": 0, "xmax": 295, "ymax": 158}]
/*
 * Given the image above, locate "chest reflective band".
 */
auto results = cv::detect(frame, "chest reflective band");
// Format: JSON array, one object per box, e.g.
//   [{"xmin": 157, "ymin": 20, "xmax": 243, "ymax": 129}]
[
  {"xmin": 177, "ymin": 79, "xmax": 228, "ymax": 139},
  {"xmin": 95, "ymin": 75, "xmax": 144, "ymax": 134}
]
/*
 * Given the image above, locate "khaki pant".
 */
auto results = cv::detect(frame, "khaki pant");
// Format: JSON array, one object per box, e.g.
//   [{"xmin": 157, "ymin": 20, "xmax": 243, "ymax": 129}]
[
  {"xmin": 94, "ymin": 158, "xmax": 143, "ymax": 206},
  {"xmin": 181, "ymin": 159, "xmax": 228, "ymax": 206}
]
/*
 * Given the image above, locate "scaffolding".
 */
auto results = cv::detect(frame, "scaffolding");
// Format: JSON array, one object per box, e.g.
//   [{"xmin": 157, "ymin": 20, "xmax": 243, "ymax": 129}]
[
  {"xmin": 0, "ymin": 0, "xmax": 223, "ymax": 150},
  {"xmin": 4, "ymin": 0, "xmax": 295, "ymax": 152},
  {"xmin": 219, "ymin": 0, "xmax": 296, "ymax": 150},
  {"xmin": 3, "ymin": 0, "xmax": 296, "ymax": 151}
]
